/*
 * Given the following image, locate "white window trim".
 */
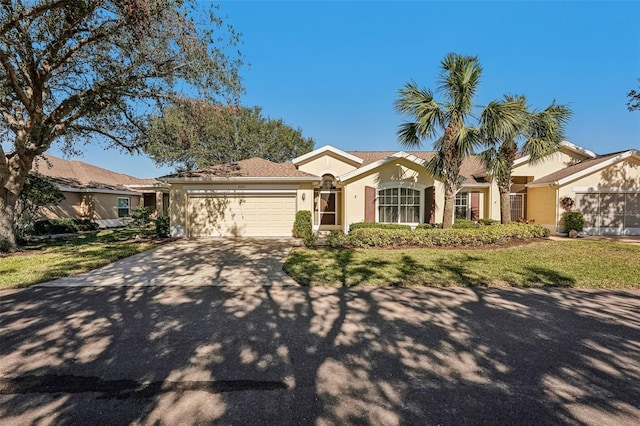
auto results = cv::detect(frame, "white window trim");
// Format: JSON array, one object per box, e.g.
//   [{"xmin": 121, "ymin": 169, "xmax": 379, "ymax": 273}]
[
  {"xmin": 375, "ymin": 182, "xmax": 426, "ymax": 225},
  {"xmin": 117, "ymin": 197, "xmax": 130, "ymax": 218},
  {"xmin": 455, "ymin": 191, "xmax": 471, "ymax": 220}
]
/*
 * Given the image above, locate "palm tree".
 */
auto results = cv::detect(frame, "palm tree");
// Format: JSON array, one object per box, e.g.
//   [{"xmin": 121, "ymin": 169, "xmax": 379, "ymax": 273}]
[
  {"xmin": 395, "ymin": 53, "xmax": 482, "ymax": 229},
  {"xmin": 479, "ymin": 96, "xmax": 572, "ymax": 224}
]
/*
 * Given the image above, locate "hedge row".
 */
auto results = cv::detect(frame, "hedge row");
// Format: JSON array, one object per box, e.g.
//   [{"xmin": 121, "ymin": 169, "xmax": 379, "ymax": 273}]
[
  {"xmin": 31, "ymin": 218, "xmax": 99, "ymax": 235},
  {"xmin": 346, "ymin": 223, "xmax": 549, "ymax": 248},
  {"xmin": 349, "ymin": 222, "xmax": 412, "ymax": 232}
]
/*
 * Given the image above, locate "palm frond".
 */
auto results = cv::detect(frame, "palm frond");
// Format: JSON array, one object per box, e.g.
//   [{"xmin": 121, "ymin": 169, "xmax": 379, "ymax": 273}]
[
  {"xmin": 397, "ymin": 122, "xmax": 422, "ymax": 148},
  {"xmin": 395, "ymin": 81, "xmax": 444, "ymax": 147},
  {"xmin": 453, "ymin": 125, "xmax": 482, "ymax": 156},
  {"xmin": 425, "ymin": 151, "xmax": 445, "ymax": 179},
  {"xmin": 524, "ymin": 101, "xmax": 572, "ymax": 162},
  {"xmin": 479, "ymin": 97, "xmax": 528, "ymax": 146},
  {"xmin": 438, "ymin": 53, "xmax": 482, "ymax": 114}
]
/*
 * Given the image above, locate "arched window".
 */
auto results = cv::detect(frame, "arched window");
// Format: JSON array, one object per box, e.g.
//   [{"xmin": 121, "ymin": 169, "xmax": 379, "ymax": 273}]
[
  {"xmin": 321, "ymin": 174, "xmax": 337, "ymax": 190},
  {"xmin": 378, "ymin": 186, "xmax": 421, "ymax": 223}
]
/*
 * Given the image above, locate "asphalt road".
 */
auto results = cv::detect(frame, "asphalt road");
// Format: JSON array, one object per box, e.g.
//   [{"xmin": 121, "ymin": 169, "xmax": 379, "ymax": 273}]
[{"xmin": 1, "ymin": 285, "xmax": 639, "ymax": 425}]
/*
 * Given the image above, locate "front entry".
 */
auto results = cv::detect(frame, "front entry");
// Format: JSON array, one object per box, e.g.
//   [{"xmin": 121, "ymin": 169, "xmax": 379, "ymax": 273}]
[{"xmin": 314, "ymin": 174, "xmax": 342, "ymax": 228}]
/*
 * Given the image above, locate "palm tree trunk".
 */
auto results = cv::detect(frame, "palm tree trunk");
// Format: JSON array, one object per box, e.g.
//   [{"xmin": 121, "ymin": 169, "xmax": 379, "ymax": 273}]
[
  {"xmin": 500, "ymin": 188, "xmax": 511, "ymax": 224},
  {"xmin": 442, "ymin": 189, "xmax": 455, "ymax": 229}
]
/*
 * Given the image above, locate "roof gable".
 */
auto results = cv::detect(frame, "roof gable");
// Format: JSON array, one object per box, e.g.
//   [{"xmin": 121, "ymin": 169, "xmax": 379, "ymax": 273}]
[
  {"xmin": 513, "ymin": 141, "xmax": 597, "ymax": 168},
  {"xmin": 292, "ymin": 145, "xmax": 364, "ymax": 167},
  {"xmin": 528, "ymin": 150, "xmax": 640, "ymax": 187}
]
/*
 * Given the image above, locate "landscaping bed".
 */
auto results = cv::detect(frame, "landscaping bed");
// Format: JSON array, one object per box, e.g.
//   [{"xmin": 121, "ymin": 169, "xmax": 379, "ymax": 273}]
[
  {"xmin": 0, "ymin": 227, "xmax": 169, "ymax": 289},
  {"xmin": 284, "ymin": 240, "xmax": 640, "ymax": 288}
]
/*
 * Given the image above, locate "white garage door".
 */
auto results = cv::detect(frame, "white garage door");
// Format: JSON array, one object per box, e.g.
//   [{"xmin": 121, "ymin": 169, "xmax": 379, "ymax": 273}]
[{"xmin": 188, "ymin": 195, "xmax": 296, "ymax": 237}]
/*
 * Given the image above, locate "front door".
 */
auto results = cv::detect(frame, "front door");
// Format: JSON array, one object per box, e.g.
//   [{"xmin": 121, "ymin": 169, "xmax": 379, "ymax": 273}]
[{"xmin": 314, "ymin": 189, "xmax": 341, "ymax": 226}]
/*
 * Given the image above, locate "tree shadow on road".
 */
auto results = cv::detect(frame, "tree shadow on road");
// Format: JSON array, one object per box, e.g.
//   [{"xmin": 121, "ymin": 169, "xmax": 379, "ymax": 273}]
[{"xmin": 0, "ymin": 241, "xmax": 638, "ymax": 424}]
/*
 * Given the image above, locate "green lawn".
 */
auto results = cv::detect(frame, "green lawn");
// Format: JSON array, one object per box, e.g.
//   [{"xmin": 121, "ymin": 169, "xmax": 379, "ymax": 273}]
[
  {"xmin": 284, "ymin": 240, "xmax": 640, "ymax": 288},
  {"xmin": 0, "ymin": 228, "xmax": 161, "ymax": 289}
]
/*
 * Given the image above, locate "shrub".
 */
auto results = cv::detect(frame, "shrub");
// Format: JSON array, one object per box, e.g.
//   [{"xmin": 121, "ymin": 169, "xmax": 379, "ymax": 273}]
[
  {"xmin": 304, "ymin": 232, "xmax": 318, "ymax": 247},
  {"xmin": 349, "ymin": 222, "xmax": 412, "ymax": 233},
  {"xmin": 346, "ymin": 223, "xmax": 549, "ymax": 248},
  {"xmin": 293, "ymin": 210, "xmax": 316, "ymax": 246},
  {"xmin": 325, "ymin": 230, "xmax": 347, "ymax": 248},
  {"xmin": 155, "ymin": 216, "xmax": 170, "ymax": 238},
  {"xmin": 452, "ymin": 219, "xmax": 478, "ymax": 229},
  {"xmin": 129, "ymin": 206, "xmax": 156, "ymax": 226},
  {"xmin": 32, "ymin": 218, "xmax": 77, "ymax": 235},
  {"xmin": 477, "ymin": 218, "xmax": 500, "ymax": 226},
  {"xmin": 563, "ymin": 212, "xmax": 585, "ymax": 233},
  {"xmin": 415, "ymin": 223, "xmax": 442, "ymax": 230},
  {"xmin": 293, "ymin": 210, "xmax": 312, "ymax": 238},
  {"xmin": 72, "ymin": 219, "xmax": 99, "ymax": 232},
  {"xmin": 29, "ymin": 218, "xmax": 99, "ymax": 236}
]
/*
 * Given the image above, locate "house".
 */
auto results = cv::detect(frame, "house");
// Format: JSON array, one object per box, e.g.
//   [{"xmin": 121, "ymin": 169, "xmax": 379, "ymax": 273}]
[
  {"xmin": 32, "ymin": 155, "xmax": 170, "ymax": 228},
  {"xmin": 161, "ymin": 142, "xmax": 640, "ymax": 237}
]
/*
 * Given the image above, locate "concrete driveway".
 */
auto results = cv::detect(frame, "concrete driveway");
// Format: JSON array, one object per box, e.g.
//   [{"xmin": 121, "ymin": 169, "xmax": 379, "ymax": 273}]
[
  {"xmin": 37, "ymin": 238, "xmax": 299, "ymax": 287},
  {"xmin": 1, "ymin": 286, "xmax": 639, "ymax": 425}
]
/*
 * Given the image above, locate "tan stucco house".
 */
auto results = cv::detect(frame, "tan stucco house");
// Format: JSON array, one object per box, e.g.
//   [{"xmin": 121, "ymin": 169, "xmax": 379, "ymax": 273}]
[
  {"xmin": 162, "ymin": 142, "xmax": 640, "ymax": 237},
  {"xmin": 33, "ymin": 155, "xmax": 170, "ymax": 228}
]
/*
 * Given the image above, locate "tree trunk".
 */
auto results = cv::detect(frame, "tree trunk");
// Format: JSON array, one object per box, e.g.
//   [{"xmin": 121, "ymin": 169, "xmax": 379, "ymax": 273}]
[
  {"xmin": 500, "ymin": 188, "xmax": 511, "ymax": 224},
  {"xmin": 0, "ymin": 190, "xmax": 19, "ymax": 252},
  {"xmin": 442, "ymin": 189, "xmax": 455, "ymax": 229},
  {"xmin": 1, "ymin": 152, "xmax": 35, "ymax": 252}
]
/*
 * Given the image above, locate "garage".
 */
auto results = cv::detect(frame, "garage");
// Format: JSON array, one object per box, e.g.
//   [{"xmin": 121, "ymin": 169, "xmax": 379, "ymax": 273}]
[
  {"xmin": 187, "ymin": 194, "xmax": 297, "ymax": 237},
  {"xmin": 576, "ymin": 191, "xmax": 640, "ymax": 235}
]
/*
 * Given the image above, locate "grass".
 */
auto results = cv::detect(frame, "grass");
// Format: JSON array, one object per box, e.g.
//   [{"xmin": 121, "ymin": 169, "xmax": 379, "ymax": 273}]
[
  {"xmin": 0, "ymin": 228, "xmax": 162, "ymax": 289},
  {"xmin": 284, "ymin": 240, "xmax": 640, "ymax": 288}
]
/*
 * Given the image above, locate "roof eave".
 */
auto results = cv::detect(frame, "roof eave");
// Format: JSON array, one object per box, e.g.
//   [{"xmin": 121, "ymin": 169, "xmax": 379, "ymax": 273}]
[{"xmin": 161, "ymin": 176, "xmax": 321, "ymax": 183}]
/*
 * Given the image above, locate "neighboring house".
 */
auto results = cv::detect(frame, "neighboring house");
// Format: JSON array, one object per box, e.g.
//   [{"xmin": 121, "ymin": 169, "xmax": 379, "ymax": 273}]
[
  {"xmin": 161, "ymin": 142, "xmax": 639, "ymax": 237},
  {"xmin": 32, "ymin": 155, "xmax": 170, "ymax": 228}
]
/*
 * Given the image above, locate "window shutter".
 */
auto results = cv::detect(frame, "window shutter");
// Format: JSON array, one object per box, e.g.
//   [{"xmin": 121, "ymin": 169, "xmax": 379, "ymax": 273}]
[
  {"xmin": 471, "ymin": 192, "xmax": 480, "ymax": 220},
  {"xmin": 424, "ymin": 187, "xmax": 435, "ymax": 223},
  {"xmin": 365, "ymin": 186, "xmax": 376, "ymax": 222}
]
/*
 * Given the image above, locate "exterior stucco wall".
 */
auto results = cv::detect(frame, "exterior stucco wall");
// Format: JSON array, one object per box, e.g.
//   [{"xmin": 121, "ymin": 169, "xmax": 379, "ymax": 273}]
[
  {"xmin": 559, "ymin": 159, "xmax": 640, "ymax": 192},
  {"xmin": 297, "ymin": 182, "xmax": 314, "ymax": 213},
  {"xmin": 526, "ymin": 186, "xmax": 558, "ymax": 233},
  {"xmin": 170, "ymin": 183, "xmax": 186, "ymax": 237},
  {"xmin": 341, "ymin": 159, "xmax": 436, "ymax": 229},
  {"xmin": 93, "ymin": 193, "xmax": 141, "ymax": 220},
  {"xmin": 41, "ymin": 191, "xmax": 141, "ymax": 223},
  {"xmin": 512, "ymin": 150, "xmax": 586, "ymax": 180},
  {"xmin": 297, "ymin": 153, "xmax": 358, "ymax": 177},
  {"xmin": 41, "ymin": 191, "xmax": 84, "ymax": 219}
]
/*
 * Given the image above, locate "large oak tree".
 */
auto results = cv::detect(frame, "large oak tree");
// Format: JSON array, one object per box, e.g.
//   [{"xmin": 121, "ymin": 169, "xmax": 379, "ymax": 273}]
[
  {"xmin": 0, "ymin": 0, "xmax": 242, "ymax": 251},
  {"xmin": 144, "ymin": 101, "xmax": 314, "ymax": 172}
]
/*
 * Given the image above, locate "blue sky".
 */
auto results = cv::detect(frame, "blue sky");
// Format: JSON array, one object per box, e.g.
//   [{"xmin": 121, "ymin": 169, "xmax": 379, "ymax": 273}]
[{"xmin": 48, "ymin": 0, "xmax": 639, "ymax": 178}]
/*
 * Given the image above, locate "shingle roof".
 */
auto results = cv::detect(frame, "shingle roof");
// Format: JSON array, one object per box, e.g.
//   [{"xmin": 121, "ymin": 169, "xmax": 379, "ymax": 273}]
[
  {"xmin": 32, "ymin": 155, "xmax": 159, "ymax": 191},
  {"xmin": 161, "ymin": 157, "xmax": 319, "ymax": 179},
  {"xmin": 347, "ymin": 151, "xmax": 487, "ymax": 182},
  {"xmin": 529, "ymin": 151, "xmax": 627, "ymax": 185}
]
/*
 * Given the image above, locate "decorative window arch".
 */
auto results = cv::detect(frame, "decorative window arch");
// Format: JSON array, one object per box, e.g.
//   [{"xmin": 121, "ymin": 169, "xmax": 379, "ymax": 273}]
[{"xmin": 377, "ymin": 182, "xmax": 426, "ymax": 224}]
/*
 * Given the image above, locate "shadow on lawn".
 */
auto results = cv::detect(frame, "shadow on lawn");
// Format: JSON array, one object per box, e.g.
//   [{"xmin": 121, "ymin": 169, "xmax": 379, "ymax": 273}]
[{"xmin": 0, "ymin": 241, "xmax": 638, "ymax": 424}]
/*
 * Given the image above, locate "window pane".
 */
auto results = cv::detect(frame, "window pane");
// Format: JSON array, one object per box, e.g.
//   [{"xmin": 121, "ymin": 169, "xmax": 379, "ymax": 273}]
[
  {"xmin": 118, "ymin": 198, "xmax": 129, "ymax": 208},
  {"xmin": 600, "ymin": 193, "xmax": 625, "ymax": 227},
  {"xmin": 625, "ymin": 193, "xmax": 640, "ymax": 227},
  {"xmin": 576, "ymin": 193, "xmax": 599, "ymax": 227}
]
